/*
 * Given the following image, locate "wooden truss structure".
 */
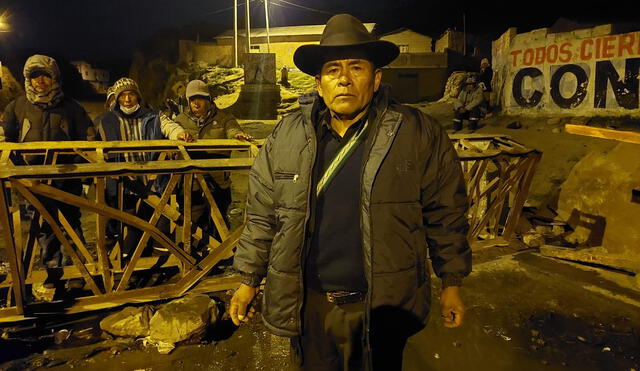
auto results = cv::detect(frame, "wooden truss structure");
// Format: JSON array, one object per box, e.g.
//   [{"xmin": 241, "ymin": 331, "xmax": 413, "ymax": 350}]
[
  {"xmin": 0, "ymin": 134, "xmax": 540, "ymax": 322},
  {"xmin": 450, "ymin": 133, "xmax": 542, "ymax": 247},
  {"xmin": 0, "ymin": 139, "xmax": 258, "ymax": 322}
]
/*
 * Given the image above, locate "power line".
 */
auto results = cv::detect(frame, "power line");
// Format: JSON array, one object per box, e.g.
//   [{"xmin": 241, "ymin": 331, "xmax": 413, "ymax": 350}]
[{"xmin": 271, "ymin": 0, "xmax": 334, "ymax": 15}]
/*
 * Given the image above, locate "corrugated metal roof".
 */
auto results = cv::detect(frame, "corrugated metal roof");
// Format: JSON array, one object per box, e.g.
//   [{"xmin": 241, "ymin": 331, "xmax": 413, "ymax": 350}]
[{"xmin": 215, "ymin": 23, "xmax": 376, "ymax": 39}]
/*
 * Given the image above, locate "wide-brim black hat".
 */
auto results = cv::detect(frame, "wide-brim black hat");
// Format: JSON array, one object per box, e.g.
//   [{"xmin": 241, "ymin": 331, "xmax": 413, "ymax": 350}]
[{"xmin": 293, "ymin": 14, "xmax": 400, "ymax": 76}]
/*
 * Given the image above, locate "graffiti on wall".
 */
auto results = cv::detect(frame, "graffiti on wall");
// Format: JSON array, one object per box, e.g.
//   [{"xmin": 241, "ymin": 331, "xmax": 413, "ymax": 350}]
[{"xmin": 507, "ymin": 31, "xmax": 640, "ymax": 111}]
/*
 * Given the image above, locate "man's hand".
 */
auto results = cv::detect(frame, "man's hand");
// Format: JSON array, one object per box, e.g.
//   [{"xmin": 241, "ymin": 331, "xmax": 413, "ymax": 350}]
[
  {"xmin": 177, "ymin": 131, "xmax": 194, "ymax": 142},
  {"xmin": 440, "ymin": 286, "xmax": 465, "ymax": 328},
  {"xmin": 230, "ymin": 283, "xmax": 259, "ymax": 326},
  {"xmin": 234, "ymin": 133, "xmax": 254, "ymax": 141}
]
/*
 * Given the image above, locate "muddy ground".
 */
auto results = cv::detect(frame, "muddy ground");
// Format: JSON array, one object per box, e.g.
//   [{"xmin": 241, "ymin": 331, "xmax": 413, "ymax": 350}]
[{"xmin": 1, "ymin": 100, "xmax": 638, "ymax": 370}]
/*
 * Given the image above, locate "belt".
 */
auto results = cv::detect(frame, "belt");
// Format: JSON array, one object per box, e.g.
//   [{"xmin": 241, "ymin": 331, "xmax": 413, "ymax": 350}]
[{"xmin": 325, "ymin": 291, "xmax": 366, "ymax": 305}]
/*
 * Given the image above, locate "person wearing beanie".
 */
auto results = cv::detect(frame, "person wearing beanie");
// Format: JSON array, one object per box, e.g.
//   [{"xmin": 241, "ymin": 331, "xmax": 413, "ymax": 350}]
[
  {"xmin": 0, "ymin": 54, "xmax": 96, "ymax": 287},
  {"xmin": 452, "ymin": 75, "xmax": 485, "ymax": 131},
  {"xmin": 94, "ymin": 77, "xmax": 193, "ymax": 257},
  {"xmin": 172, "ymin": 79, "xmax": 252, "ymax": 243},
  {"xmin": 230, "ymin": 14, "xmax": 470, "ymax": 370}
]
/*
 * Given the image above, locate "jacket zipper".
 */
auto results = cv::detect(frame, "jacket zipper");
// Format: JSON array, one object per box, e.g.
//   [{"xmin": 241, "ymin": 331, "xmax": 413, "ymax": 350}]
[
  {"xmin": 360, "ymin": 107, "xmax": 389, "ymax": 366},
  {"xmin": 298, "ymin": 132, "xmax": 316, "ymax": 335},
  {"xmin": 274, "ymin": 171, "xmax": 299, "ymax": 182}
]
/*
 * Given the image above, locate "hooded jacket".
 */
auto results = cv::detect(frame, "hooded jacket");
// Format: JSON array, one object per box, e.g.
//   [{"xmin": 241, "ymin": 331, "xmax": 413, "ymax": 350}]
[
  {"xmin": 233, "ymin": 86, "xmax": 472, "ymax": 337},
  {"xmin": 0, "ymin": 55, "xmax": 95, "ymax": 149},
  {"xmin": 454, "ymin": 84, "xmax": 484, "ymax": 111}
]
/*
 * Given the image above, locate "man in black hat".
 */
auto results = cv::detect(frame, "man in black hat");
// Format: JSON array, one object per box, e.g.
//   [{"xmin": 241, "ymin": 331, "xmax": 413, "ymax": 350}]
[{"xmin": 231, "ymin": 14, "xmax": 471, "ymax": 370}]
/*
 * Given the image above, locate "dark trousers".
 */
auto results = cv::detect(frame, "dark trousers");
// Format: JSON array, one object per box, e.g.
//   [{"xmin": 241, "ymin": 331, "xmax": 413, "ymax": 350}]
[
  {"xmin": 453, "ymin": 105, "xmax": 483, "ymax": 130},
  {"xmin": 291, "ymin": 289, "xmax": 409, "ymax": 371},
  {"xmin": 31, "ymin": 179, "xmax": 83, "ymax": 268}
]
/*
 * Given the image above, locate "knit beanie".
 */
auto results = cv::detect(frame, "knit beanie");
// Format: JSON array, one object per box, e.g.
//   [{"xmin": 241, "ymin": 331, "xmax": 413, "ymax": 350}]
[
  {"xmin": 185, "ymin": 80, "xmax": 210, "ymax": 100},
  {"xmin": 112, "ymin": 77, "xmax": 141, "ymax": 100}
]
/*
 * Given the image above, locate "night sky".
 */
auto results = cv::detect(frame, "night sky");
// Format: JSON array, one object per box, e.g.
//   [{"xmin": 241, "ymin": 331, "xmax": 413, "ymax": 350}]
[{"xmin": 0, "ymin": 0, "xmax": 638, "ymax": 66}]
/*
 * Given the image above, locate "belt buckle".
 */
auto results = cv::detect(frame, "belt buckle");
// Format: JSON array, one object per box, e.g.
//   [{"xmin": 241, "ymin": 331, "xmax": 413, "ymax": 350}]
[{"xmin": 326, "ymin": 291, "xmax": 362, "ymax": 305}]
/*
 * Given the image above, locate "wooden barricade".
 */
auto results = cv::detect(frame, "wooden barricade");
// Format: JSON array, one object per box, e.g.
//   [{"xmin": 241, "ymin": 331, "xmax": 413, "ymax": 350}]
[
  {"xmin": 0, "ymin": 139, "xmax": 259, "ymax": 322},
  {"xmin": 0, "ymin": 134, "xmax": 540, "ymax": 322},
  {"xmin": 450, "ymin": 134, "xmax": 542, "ymax": 247}
]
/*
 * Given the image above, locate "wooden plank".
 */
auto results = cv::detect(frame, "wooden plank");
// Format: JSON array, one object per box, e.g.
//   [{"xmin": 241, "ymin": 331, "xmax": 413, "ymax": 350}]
[
  {"xmin": 174, "ymin": 225, "xmax": 244, "ymax": 296},
  {"xmin": 0, "ymin": 181, "xmax": 25, "ymax": 314},
  {"xmin": 57, "ymin": 210, "xmax": 94, "ymax": 264},
  {"xmin": 0, "ymin": 255, "xmax": 181, "ymax": 288},
  {"xmin": 95, "ymin": 177, "xmax": 113, "ymax": 293},
  {"xmin": 11, "ymin": 209, "xmax": 23, "ymax": 278},
  {"xmin": 565, "ymin": 124, "xmax": 640, "ymax": 145},
  {"xmin": 183, "ymin": 174, "xmax": 193, "ymax": 256},
  {"xmin": 195, "ymin": 174, "xmax": 230, "ymax": 240},
  {"xmin": 0, "ymin": 158, "xmax": 254, "ymax": 179},
  {"xmin": 12, "ymin": 181, "xmax": 103, "ymax": 296},
  {"xmin": 0, "ymin": 139, "xmax": 262, "ymax": 151},
  {"xmin": 539, "ymin": 245, "xmax": 640, "ymax": 273}
]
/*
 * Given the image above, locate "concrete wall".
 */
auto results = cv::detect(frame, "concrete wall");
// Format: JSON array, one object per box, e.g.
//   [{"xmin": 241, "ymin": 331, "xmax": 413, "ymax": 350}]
[
  {"xmin": 383, "ymin": 67, "xmax": 448, "ymax": 102},
  {"xmin": 381, "ymin": 30, "xmax": 432, "ymax": 53},
  {"xmin": 493, "ymin": 24, "xmax": 640, "ymax": 116},
  {"xmin": 435, "ymin": 30, "xmax": 465, "ymax": 53}
]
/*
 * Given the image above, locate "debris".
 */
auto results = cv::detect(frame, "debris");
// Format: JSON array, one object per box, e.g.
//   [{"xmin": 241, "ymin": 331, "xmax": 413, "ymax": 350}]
[
  {"xmin": 452, "ymin": 341, "xmax": 462, "ymax": 348},
  {"xmin": 577, "ymin": 336, "xmax": 587, "ymax": 342},
  {"xmin": 546, "ymin": 117, "xmax": 561, "ymax": 125},
  {"xmin": 507, "ymin": 121, "xmax": 522, "ymax": 129},
  {"xmin": 523, "ymin": 233, "xmax": 545, "ymax": 248},
  {"xmin": 54, "ymin": 329, "xmax": 71, "ymax": 345},
  {"xmin": 32, "ymin": 282, "xmax": 56, "ymax": 302},
  {"xmin": 602, "ymin": 346, "xmax": 611, "ymax": 352},
  {"xmin": 100, "ymin": 305, "xmax": 154, "ymax": 338},
  {"xmin": 148, "ymin": 294, "xmax": 219, "ymax": 354},
  {"xmin": 434, "ymin": 353, "xmax": 440, "ymax": 359},
  {"xmin": 551, "ymin": 128, "xmax": 561, "ymax": 134}
]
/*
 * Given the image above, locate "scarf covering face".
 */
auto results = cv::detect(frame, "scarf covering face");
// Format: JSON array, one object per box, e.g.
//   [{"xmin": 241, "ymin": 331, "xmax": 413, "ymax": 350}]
[{"xmin": 23, "ymin": 54, "xmax": 63, "ymax": 108}]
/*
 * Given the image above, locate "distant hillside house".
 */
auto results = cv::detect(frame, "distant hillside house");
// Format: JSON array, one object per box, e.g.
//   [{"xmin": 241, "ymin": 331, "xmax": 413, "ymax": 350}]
[
  {"xmin": 72, "ymin": 61, "xmax": 109, "ymax": 93},
  {"xmin": 380, "ymin": 28, "xmax": 433, "ymax": 53}
]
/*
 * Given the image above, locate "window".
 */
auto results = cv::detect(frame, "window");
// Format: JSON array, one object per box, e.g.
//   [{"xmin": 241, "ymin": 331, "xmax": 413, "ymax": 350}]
[{"xmin": 399, "ymin": 44, "xmax": 409, "ymax": 53}]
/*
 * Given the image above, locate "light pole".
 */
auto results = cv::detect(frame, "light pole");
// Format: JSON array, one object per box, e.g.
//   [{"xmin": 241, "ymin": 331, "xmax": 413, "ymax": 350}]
[
  {"xmin": 264, "ymin": 0, "xmax": 270, "ymax": 53},
  {"xmin": 245, "ymin": 0, "xmax": 251, "ymax": 53},
  {"xmin": 0, "ymin": 12, "xmax": 9, "ymax": 33},
  {"xmin": 234, "ymin": 0, "xmax": 238, "ymax": 67}
]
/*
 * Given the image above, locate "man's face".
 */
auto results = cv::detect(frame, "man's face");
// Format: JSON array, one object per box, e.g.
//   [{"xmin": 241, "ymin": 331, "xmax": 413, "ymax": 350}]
[
  {"xmin": 118, "ymin": 90, "xmax": 139, "ymax": 109},
  {"xmin": 315, "ymin": 59, "xmax": 381, "ymax": 119},
  {"xmin": 30, "ymin": 72, "xmax": 53, "ymax": 94},
  {"xmin": 189, "ymin": 96, "xmax": 210, "ymax": 118}
]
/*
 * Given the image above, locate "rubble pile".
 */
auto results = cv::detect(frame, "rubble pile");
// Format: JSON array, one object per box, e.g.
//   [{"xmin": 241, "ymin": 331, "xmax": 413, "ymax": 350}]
[
  {"xmin": 0, "ymin": 65, "xmax": 23, "ymax": 111},
  {"xmin": 100, "ymin": 294, "xmax": 219, "ymax": 354},
  {"xmin": 438, "ymin": 71, "xmax": 471, "ymax": 103}
]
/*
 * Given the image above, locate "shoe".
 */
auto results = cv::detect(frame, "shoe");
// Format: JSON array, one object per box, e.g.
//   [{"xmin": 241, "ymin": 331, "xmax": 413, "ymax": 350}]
[
  {"xmin": 469, "ymin": 120, "xmax": 479, "ymax": 131},
  {"xmin": 452, "ymin": 121, "xmax": 462, "ymax": 131}
]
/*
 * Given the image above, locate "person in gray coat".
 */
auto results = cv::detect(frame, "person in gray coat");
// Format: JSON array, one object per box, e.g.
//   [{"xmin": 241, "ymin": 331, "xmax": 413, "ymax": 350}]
[
  {"xmin": 453, "ymin": 75, "xmax": 485, "ymax": 131},
  {"xmin": 231, "ymin": 14, "xmax": 472, "ymax": 370}
]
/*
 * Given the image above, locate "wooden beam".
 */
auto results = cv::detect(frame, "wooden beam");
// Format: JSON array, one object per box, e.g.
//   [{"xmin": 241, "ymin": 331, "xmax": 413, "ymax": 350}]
[
  {"xmin": 565, "ymin": 124, "xmax": 640, "ymax": 145},
  {"xmin": 539, "ymin": 245, "xmax": 640, "ymax": 273},
  {"xmin": 0, "ymin": 181, "xmax": 25, "ymax": 313},
  {"xmin": 0, "ymin": 158, "xmax": 254, "ymax": 179}
]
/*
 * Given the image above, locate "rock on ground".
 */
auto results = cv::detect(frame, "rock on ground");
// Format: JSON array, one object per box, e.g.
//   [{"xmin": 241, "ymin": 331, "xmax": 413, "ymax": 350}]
[
  {"xmin": 100, "ymin": 305, "xmax": 154, "ymax": 338},
  {"xmin": 149, "ymin": 294, "xmax": 219, "ymax": 348}
]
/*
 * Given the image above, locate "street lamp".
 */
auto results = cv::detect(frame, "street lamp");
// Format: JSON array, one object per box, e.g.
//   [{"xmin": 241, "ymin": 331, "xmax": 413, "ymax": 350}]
[{"xmin": 0, "ymin": 11, "xmax": 10, "ymax": 33}]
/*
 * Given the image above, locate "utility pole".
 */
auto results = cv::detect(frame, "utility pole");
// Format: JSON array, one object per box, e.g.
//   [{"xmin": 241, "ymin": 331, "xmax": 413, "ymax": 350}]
[
  {"xmin": 462, "ymin": 12, "xmax": 466, "ymax": 56},
  {"xmin": 264, "ymin": 0, "xmax": 271, "ymax": 52},
  {"xmin": 245, "ymin": 0, "xmax": 251, "ymax": 53},
  {"xmin": 234, "ymin": 0, "xmax": 238, "ymax": 67}
]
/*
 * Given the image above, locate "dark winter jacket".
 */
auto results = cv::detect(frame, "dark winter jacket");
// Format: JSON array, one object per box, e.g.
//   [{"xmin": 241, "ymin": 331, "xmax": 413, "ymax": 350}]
[
  {"xmin": 233, "ymin": 86, "xmax": 472, "ymax": 337},
  {"xmin": 173, "ymin": 106, "xmax": 244, "ymax": 189}
]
